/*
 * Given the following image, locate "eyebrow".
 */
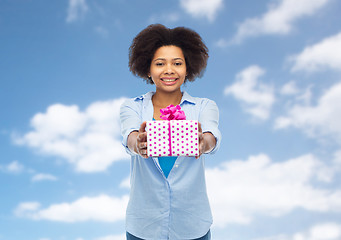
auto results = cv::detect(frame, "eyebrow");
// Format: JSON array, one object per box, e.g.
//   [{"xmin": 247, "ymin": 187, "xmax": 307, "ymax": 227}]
[{"xmin": 153, "ymin": 57, "xmax": 184, "ymax": 62}]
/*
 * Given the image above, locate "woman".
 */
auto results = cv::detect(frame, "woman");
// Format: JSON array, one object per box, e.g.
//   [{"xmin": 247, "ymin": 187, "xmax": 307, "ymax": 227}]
[{"xmin": 120, "ymin": 24, "xmax": 221, "ymax": 240}]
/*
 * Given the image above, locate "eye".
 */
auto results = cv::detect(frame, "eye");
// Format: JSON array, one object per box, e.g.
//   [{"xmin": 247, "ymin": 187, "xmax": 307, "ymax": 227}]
[
  {"xmin": 174, "ymin": 62, "xmax": 183, "ymax": 66},
  {"xmin": 155, "ymin": 62, "xmax": 164, "ymax": 66}
]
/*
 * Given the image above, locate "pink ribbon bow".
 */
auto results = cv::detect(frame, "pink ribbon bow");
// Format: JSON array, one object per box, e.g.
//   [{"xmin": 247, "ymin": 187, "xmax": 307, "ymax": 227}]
[{"xmin": 160, "ymin": 105, "xmax": 186, "ymax": 120}]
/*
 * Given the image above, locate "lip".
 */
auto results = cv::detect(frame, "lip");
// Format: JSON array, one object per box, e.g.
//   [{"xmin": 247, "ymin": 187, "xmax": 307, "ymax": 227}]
[{"xmin": 160, "ymin": 78, "xmax": 178, "ymax": 85}]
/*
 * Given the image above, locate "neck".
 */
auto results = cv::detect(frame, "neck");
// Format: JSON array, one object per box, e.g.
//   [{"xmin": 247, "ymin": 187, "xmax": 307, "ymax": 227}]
[{"xmin": 152, "ymin": 89, "xmax": 183, "ymax": 108}]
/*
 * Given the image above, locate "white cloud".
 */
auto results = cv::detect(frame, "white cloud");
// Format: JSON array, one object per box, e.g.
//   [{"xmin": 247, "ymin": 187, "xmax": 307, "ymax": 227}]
[
  {"xmin": 15, "ymin": 194, "xmax": 129, "ymax": 222},
  {"xmin": 231, "ymin": 0, "xmax": 330, "ymax": 43},
  {"xmin": 308, "ymin": 223, "xmax": 341, "ymax": 240},
  {"xmin": 14, "ymin": 98, "xmax": 129, "ymax": 173},
  {"xmin": 295, "ymin": 85, "xmax": 313, "ymax": 105},
  {"xmin": 275, "ymin": 82, "xmax": 341, "ymax": 144},
  {"xmin": 31, "ymin": 173, "xmax": 58, "ymax": 182},
  {"xmin": 280, "ymin": 81, "xmax": 299, "ymax": 95},
  {"xmin": 206, "ymin": 153, "xmax": 341, "ymax": 227},
  {"xmin": 333, "ymin": 150, "xmax": 341, "ymax": 166},
  {"xmin": 94, "ymin": 234, "xmax": 126, "ymax": 240},
  {"xmin": 66, "ymin": 0, "xmax": 89, "ymax": 23},
  {"xmin": 215, "ymin": 38, "xmax": 229, "ymax": 48},
  {"xmin": 0, "ymin": 161, "xmax": 24, "ymax": 174},
  {"xmin": 179, "ymin": 0, "xmax": 223, "ymax": 22},
  {"xmin": 224, "ymin": 65, "xmax": 275, "ymax": 120},
  {"xmin": 119, "ymin": 176, "xmax": 130, "ymax": 189},
  {"xmin": 290, "ymin": 32, "xmax": 341, "ymax": 72},
  {"xmin": 14, "ymin": 202, "xmax": 41, "ymax": 216},
  {"xmin": 7, "ymin": 161, "xmax": 24, "ymax": 173},
  {"xmin": 255, "ymin": 222, "xmax": 341, "ymax": 240}
]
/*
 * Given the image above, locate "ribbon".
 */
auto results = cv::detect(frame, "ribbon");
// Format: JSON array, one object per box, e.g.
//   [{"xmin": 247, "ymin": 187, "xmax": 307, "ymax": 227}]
[
  {"xmin": 160, "ymin": 105, "xmax": 186, "ymax": 120},
  {"xmin": 159, "ymin": 105, "xmax": 186, "ymax": 156}
]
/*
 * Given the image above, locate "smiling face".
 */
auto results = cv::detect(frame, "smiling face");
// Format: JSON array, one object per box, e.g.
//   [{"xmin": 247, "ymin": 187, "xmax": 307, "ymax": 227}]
[{"xmin": 149, "ymin": 45, "xmax": 187, "ymax": 94}]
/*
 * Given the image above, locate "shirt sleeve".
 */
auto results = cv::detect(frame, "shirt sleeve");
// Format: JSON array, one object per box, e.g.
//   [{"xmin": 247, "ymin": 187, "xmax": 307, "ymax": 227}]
[
  {"xmin": 199, "ymin": 99, "xmax": 222, "ymax": 154},
  {"xmin": 120, "ymin": 98, "xmax": 142, "ymax": 156}
]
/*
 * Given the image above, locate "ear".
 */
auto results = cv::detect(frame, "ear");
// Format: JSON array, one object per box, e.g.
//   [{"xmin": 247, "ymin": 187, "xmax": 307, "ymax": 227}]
[{"xmin": 147, "ymin": 74, "xmax": 154, "ymax": 83}]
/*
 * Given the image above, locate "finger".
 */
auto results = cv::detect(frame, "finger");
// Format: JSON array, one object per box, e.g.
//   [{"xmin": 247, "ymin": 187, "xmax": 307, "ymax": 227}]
[
  {"xmin": 198, "ymin": 132, "xmax": 203, "ymax": 141},
  {"xmin": 139, "ymin": 121, "xmax": 147, "ymax": 133},
  {"xmin": 137, "ymin": 132, "xmax": 147, "ymax": 143},
  {"xmin": 195, "ymin": 152, "xmax": 201, "ymax": 159},
  {"xmin": 195, "ymin": 137, "xmax": 204, "ymax": 159},
  {"xmin": 139, "ymin": 148, "xmax": 149, "ymax": 158},
  {"xmin": 195, "ymin": 145, "xmax": 200, "ymax": 159},
  {"xmin": 139, "ymin": 142, "xmax": 147, "ymax": 149},
  {"xmin": 198, "ymin": 122, "xmax": 202, "ymax": 133},
  {"xmin": 139, "ymin": 148, "xmax": 147, "ymax": 155},
  {"xmin": 137, "ymin": 122, "xmax": 147, "ymax": 143},
  {"xmin": 196, "ymin": 123, "xmax": 203, "ymax": 159}
]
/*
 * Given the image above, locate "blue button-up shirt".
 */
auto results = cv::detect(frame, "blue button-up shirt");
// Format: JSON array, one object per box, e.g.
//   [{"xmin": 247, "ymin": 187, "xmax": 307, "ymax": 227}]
[{"xmin": 120, "ymin": 91, "xmax": 221, "ymax": 240}]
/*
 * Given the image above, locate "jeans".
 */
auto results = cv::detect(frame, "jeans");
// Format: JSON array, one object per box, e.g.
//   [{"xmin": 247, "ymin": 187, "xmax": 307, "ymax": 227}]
[{"xmin": 126, "ymin": 230, "xmax": 211, "ymax": 240}]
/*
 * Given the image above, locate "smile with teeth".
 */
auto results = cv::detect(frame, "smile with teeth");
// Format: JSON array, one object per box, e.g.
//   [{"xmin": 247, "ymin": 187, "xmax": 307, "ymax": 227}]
[{"xmin": 161, "ymin": 78, "xmax": 177, "ymax": 82}]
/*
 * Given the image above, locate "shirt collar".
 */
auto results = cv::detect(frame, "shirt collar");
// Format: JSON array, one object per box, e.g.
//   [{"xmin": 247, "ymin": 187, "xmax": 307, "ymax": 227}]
[
  {"xmin": 180, "ymin": 91, "xmax": 196, "ymax": 105},
  {"xmin": 134, "ymin": 91, "xmax": 154, "ymax": 101},
  {"xmin": 134, "ymin": 91, "xmax": 196, "ymax": 105}
]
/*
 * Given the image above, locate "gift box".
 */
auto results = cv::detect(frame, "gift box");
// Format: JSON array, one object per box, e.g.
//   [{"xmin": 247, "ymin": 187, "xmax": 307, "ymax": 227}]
[{"xmin": 146, "ymin": 120, "xmax": 199, "ymax": 157}]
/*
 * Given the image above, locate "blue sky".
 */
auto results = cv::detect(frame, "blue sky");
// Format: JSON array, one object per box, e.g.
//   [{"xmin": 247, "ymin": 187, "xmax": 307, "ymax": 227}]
[{"xmin": 1, "ymin": 0, "xmax": 341, "ymax": 239}]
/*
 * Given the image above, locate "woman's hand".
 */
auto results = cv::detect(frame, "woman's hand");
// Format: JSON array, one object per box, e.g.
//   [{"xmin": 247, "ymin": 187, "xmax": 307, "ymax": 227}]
[
  {"xmin": 127, "ymin": 121, "xmax": 148, "ymax": 158},
  {"xmin": 196, "ymin": 122, "xmax": 217, "ymax": 159}
]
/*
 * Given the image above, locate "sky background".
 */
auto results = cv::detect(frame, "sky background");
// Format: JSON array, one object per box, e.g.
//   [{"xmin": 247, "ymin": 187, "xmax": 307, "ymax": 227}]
[{"xmin": 1, "ymin": 0, "xmax": 341, "ymax": 239}]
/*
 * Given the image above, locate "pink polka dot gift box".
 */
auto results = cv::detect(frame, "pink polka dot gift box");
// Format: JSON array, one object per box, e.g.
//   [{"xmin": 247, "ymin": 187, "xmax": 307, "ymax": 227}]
[{"xmin": 146, "ymin": 120, "xmax": 199, "ymax": 157}]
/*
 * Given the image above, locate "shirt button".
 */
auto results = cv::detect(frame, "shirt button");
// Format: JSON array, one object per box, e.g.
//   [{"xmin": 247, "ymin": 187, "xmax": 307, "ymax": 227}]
[{"xmin": 175, "ymin": 164, "xmax": 179, "ymax": 168}]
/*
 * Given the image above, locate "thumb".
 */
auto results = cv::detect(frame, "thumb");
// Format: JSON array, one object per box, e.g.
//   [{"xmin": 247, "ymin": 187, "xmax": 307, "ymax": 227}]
[
  {"xmin": 198, "ymin": 122, "xmax": 202, "ymax": 133},
  {"xmin": 139, "ymin": 121, "xmax": 147, "ymax": 133}
]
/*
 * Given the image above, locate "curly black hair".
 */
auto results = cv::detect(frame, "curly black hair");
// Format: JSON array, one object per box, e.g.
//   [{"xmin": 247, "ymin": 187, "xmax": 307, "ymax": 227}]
[{"xmin": 129, "ymin": 24, "xmax": 209, "ymax": 84}]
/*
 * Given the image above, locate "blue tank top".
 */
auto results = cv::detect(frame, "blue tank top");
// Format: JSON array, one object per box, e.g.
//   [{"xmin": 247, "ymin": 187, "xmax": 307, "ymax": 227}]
[
  {"xmin": 152, "ymin": 118, "xmax": 177, "ymax": 178},
  {"xmin": 158, "ymin": 156, "xmax": 177, "ymax": 178}
]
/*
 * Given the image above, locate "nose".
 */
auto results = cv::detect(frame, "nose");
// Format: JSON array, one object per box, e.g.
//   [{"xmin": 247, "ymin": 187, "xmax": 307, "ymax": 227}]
[{"xmin": 164, "ymin": 63, "xmax": 175, "ymax": 74}]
